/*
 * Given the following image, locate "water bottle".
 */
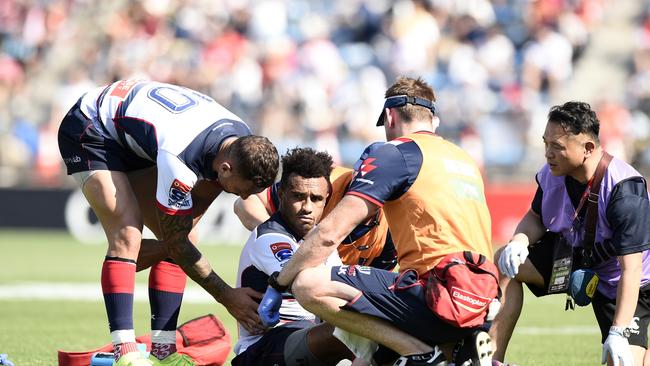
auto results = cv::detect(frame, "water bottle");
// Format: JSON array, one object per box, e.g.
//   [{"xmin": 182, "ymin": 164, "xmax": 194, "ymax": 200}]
[{"xmin": 90, "ymin": 352, "xmax": 114, "ymax": 366}]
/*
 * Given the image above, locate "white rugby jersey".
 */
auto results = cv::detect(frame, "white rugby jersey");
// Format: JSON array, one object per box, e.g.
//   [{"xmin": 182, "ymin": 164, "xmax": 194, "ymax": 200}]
[
  {"xmin": 234, "ymin": 212, "xmax": 342, "ymax": 355},
  {"xmin": 78, "ymin": 80, "xmax": 251, "ymax": 215}
]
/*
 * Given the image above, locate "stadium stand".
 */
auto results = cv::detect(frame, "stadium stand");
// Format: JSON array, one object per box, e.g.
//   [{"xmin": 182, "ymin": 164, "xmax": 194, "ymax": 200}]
[{"xmin": 2, "ymin": 0, "xmax": 646, "ymax": 188}]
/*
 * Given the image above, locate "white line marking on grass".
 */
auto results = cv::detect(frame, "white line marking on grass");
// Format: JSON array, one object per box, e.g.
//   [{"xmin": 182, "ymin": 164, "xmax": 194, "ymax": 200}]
[
  {"xmin": 0, "ymin": 283, "xmax": 602, "ymax": 336},
  {"xmin": 516, "ymin": 326, "xmax": 600, "ymax": 335},
  {"xmin": 0, "ymin": 282, "xmax": 214, "ymax": 303}
]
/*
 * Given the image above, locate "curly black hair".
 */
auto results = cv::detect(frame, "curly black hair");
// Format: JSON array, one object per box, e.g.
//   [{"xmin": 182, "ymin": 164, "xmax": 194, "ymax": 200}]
[
  {"xmin": 280, "ymin": 147, "xmax": 333, "ymax": 187},
  {"xmin": 548, "ymin": 101, "xmax": 600, "ymax": 142}
]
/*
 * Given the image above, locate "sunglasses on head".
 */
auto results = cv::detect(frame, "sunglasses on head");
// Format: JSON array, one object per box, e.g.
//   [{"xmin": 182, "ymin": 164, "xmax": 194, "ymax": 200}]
[{"xmin": 376, "ymin": 95, "xmax": 436, "ymax": 126}]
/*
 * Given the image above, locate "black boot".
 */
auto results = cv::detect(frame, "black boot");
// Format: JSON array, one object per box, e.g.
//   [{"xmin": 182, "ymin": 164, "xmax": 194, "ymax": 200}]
[
  {"xmin": 452, "ymin": 330, "xmax": 493, "ymax": 366},
  {"xmin": 392, "ymin": 346, "xmax": 447, "ymax": 366}
]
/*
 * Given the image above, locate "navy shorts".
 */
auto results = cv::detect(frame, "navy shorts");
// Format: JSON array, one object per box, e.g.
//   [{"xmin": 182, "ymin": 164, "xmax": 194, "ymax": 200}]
[
  {"xmin": 330, "ymin": 265, "xmax": 476, "ymax": 346},
  {"xmin": 231, "ymin": 326, "xmax": 303, "ymax": 366},
  {"xmin": 57, "ymin": 101, "xmax": 153, "ymax": 175}
]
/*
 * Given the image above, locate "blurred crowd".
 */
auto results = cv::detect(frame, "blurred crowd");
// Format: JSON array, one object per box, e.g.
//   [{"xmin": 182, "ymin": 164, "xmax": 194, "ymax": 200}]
[{"xmin": 2, "ymin": 0, "xmax": 647, "ymax": 188}]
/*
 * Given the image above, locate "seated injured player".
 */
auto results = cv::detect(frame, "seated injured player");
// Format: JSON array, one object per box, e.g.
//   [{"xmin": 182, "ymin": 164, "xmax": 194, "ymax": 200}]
[{"xmin": 232, "ymin": 147, "xmax": 358, "ymax": 366}]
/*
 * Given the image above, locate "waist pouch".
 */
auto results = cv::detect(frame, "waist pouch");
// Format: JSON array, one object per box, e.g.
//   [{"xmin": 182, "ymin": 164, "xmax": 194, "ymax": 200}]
[
  {"xmin": 569, "ymin": 268, "xmax": 599, "ymax": 306},
  {"xmin": 424, "ymin": 251, "xmax": 499, "ymax": 328}
]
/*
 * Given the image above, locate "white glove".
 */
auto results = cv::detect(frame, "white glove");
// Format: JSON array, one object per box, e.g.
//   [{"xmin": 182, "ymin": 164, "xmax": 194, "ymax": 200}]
[
  {"xmin": 498, "ymin": 240, "xmax": 529, "ymax": 278},
  {"xmin": 602, "ymin": 330, "xmax": 633, "ymax": 366}
]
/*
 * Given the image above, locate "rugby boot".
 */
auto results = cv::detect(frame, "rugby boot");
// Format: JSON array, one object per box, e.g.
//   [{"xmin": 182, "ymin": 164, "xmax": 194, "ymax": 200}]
[
  {"xmin": 393, "ymin": 345, "xmax": 447, "ymax": 366},
  {"xmin": 149, "ymin": 353, "xmax": 196, "ymax": 366},
  {"xmin": 452, "ymin": 331, "xmax": 492, "ymax": 366},
  {"xmin": 115, "ymin": 351, "xmax": 153, "ymax": 366}
]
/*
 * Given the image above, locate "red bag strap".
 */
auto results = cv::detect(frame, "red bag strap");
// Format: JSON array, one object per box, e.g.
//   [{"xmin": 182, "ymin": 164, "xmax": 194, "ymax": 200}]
[
  {"xmin": 433, "ymin": 251, "xmax": 497, "ymax": 284},
  {"xmin": 463, "ymin": 251, "xmax": 486, "ymax": 266}
]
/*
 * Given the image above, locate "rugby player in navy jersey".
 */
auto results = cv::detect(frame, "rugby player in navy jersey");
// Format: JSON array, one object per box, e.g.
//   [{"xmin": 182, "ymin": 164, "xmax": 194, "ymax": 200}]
[
  {"xmin": 258, "ymin": 77, "xmax": 495, "ymax": 366},
  {"xmin": 58, "ymin": 80, "xmax": 278, "ymax": 366}
]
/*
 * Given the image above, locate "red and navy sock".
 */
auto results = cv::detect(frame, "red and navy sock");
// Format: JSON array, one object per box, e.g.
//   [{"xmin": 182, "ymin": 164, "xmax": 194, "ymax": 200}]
[
  {"xmin": 101, "ymin": 257, "xmax": 137, "ymax": 361},
  {"xmin": 149, "ymin": 259, "xmax": 186, "ymax": 360}
]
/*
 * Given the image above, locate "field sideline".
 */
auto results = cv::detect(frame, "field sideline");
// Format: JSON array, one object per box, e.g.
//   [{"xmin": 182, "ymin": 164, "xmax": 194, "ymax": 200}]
[{"xmin": 0, "ymin": 230, "xmax": 602, "ymax": 365}]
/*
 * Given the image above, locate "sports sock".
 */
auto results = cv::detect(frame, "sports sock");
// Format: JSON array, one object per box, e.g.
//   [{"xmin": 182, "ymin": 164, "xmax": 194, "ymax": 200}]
[
  {"xmin": 112, "ymin": 338, "xmax": 139, "ymax": 362},
  {"xmin": 396, "ymin": 346, "xmax": 446, "ymax": 366},
  {"xmin": 149, "ymin": 259, "xmax": 186, "ymax": 360},
  {"xmin": 101, "ymin": 257, "xmax": 137, "ymax": 361}
]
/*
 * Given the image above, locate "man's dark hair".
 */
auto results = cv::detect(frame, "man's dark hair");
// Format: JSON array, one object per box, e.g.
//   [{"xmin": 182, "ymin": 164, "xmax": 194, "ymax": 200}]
[
  {"xmin": 384, "ymin": 76, "xmax": 436, "ymax": 123},
  {"xmin": 548, "ymin": 101, "xmax": 600, "ymax": 142},
  {"xmin": 230, "ymin": 135, "xmax": 279, "ymax": 188},
  {"xmin": 280, "ymin": 147, "xmax": 333, "ymax": 187}
]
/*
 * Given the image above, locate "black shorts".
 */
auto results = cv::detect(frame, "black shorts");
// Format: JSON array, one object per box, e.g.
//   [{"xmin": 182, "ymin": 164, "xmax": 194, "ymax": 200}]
[
  {"xmin": 231, "ymin": 326, "xmax": 303, "ymax": 366},
  {"xmin": 57, "ymin": 101, "xmax": 153, "ymax": 175},
  {"xmin": 526, "ymin": 232, "xmax": 577, "ymax": 297},
  {"xmin": 592, "ymin": 284, "xmax": 650, "ymax": 347},
  {"xmin": 527, "ymin": 233, "xmax": 650, "ymax": 347},
  {"xmin": 330, "ymin": 265, "xmax": 476, "ymax": 346}
]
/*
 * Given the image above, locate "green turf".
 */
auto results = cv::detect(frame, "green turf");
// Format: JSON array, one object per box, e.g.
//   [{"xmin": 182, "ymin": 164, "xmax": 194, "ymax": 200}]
[{"xmin": 0, "ymin": 230, "xmax": 603, "ymax": 365}]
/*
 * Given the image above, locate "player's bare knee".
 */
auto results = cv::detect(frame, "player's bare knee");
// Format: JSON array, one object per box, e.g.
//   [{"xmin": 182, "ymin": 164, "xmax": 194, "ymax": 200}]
[
  {"xmin": 514, "ymin": 260, "xmax": 544, "ymax": 287},
  {"xmin": 292, "ymin": 267, "xmax": 327, "ymax": 306},
  {"xmin": 109, "ymin": 225, "xmax": 143, "ymax": 257},
  {"xmin": 292, "ymin": 270, "xmax": 316, "ymax": 305}
]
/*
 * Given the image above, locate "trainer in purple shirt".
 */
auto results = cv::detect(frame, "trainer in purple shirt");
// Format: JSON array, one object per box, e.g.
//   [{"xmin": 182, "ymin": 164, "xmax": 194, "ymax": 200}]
[{"xmin": 492, "ymin": 101, "xmax": 650, "ymax": 366}]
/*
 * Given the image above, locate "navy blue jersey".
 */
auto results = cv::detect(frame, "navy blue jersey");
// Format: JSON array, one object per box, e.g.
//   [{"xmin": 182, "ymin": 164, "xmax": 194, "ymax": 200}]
[{"xmin": 347, "ymin": 137, "xmax": 424, "ymax": 206}]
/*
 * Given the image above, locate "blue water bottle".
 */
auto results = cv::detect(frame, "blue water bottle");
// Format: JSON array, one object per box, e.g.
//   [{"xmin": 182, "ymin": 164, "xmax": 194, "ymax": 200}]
[{"xmin": 90, "ymin": 352, "xmax": 114, "ymax": 366}]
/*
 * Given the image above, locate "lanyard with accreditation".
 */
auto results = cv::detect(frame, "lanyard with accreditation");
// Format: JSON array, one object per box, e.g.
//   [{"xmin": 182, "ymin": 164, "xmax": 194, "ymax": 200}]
[{"xmin": 548, "ymin": 152, "xmax": 613, "ymax": 295}]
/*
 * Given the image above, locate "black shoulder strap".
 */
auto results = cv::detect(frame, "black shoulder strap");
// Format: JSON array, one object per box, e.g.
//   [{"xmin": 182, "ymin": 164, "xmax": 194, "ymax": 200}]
[{"xmin": 583, "ymin": 152, "xmax": 613, "ymax": 265}]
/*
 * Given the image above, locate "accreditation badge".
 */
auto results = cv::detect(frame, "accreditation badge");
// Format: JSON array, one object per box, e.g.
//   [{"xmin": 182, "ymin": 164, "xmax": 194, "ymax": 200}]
[{"xmin": 547, "ymin": 235, "xmax": 573, "ymax": 294}]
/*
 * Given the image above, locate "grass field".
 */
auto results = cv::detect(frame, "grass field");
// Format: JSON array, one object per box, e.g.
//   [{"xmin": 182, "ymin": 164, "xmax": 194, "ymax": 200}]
[{"xmin": 0, "ymin": 230, "xmax": 602, "ymax": 365}]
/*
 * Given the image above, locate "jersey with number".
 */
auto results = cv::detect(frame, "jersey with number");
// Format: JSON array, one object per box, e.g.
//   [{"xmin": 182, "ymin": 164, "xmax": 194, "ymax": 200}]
[
  {"xmin": 266, "ymin": 166, "xmax": 393, "ymax": 268},
  {"xmin": 78, "ymin": 80, "xmax": 251, "ymax": 215},
  {"xmin": 234, "ymin": 212, "xmax": 341, "ymax": 354},
  {"xmin": 347, "ymin": 131, "xmax": 492, "ymax": 275}
]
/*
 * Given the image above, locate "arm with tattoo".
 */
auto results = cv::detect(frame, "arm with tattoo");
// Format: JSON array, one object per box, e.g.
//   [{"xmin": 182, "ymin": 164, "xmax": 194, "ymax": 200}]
[
  {"xmin": 157, "ymin": 209, "xmax": 265, "ymax": 333},
  {"xmin": 157, "ymin": 210, "xmax": 231, "ymax": 302}
]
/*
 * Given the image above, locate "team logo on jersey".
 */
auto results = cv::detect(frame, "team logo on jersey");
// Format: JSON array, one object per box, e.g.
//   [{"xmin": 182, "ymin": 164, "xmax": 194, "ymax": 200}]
[
  {"xmin": 270, "ymin": 242, "xmax": 294, "ymax": 262},
  {"xmin": 110, "ymin": 80, "xmax": 139, "ymax": 99},
  {"xmin": 357, "ymin": 158, "xmax": 377, "ymax": 177},
  {"xmin": 168, "ymin": 179, "xmax": 191, "ymax": 208}
]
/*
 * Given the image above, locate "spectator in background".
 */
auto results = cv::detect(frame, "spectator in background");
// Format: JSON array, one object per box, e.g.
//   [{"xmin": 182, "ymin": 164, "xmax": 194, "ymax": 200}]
[{"xmin": 0, "ymin": 0, "xmax": 606, "ymax": 187}]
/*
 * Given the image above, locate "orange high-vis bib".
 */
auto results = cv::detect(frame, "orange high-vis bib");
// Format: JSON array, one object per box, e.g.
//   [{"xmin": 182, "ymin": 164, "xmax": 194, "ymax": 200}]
[
  {"xmin": 383, "ymin": 134, "xmax": 492, "ymax": 274},
  {"xmin": 328, "ymin": 166, "xmax": 390, "ymax": 266}
]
